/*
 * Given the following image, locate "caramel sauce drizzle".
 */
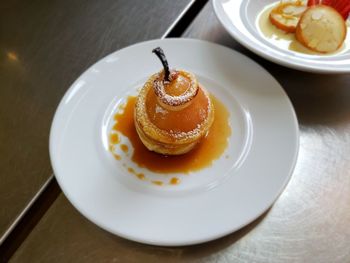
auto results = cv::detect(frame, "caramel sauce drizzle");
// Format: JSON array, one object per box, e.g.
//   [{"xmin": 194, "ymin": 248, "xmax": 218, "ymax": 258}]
[{"xmin": 109, "ymin": 94, "xmax": 231, "ymax": 186}]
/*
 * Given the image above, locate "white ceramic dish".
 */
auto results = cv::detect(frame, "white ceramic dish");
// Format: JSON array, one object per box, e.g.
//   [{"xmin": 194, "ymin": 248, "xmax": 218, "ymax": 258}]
[
  {"xmin": 212, "ymin": 0, "xmax": 350, "ymax": 73},
  {"xmin": 50, "ymin": 38, "xmax": 299, "ymax": 246}
]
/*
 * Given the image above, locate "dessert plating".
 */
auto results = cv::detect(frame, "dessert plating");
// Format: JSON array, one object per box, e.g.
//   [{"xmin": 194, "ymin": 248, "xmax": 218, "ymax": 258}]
[
  {"xmin": 134, "ymin": 47, "xmax": 214, "ymax": 155},
  {"xmin": 259, "ymin": 0, "xmax": 350, "ymax": 54}
]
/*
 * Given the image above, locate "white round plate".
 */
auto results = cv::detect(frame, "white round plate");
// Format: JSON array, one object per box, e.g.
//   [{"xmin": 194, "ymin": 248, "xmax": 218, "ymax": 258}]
[
  {"xmin": 50, "ymin": 38, "xmax": 299, "ymax": 246},
  {"xmin": 212, "ymin": 0, "xmax": 350, "ymax": 73}
]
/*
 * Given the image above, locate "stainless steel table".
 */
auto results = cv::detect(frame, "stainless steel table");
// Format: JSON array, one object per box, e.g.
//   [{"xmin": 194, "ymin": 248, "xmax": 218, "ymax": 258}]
[
  {"xmin": 0, "ymin": 0, "xmax": 197, "ymax": 259},
  {"xmin": 2, "ymin": 1, "xmax": 350, "ymax": 262}
]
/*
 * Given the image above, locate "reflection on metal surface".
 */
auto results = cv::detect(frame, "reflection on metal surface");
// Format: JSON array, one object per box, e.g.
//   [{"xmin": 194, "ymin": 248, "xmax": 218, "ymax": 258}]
[
  {"xmin": 182, "ymin": 3, "xmax": 350, "ymax": 262},
  {"xmin": 0, "ymin": 0, "xmax": 193, "ymax": 243},
  {"xmin": 0, "ymin": 177, "xmax": 53, "ymax": 245},
  {"xmin": 161, "ymin": 0, "xmax": 196, "ymax": 38},
  {"xmin": 8, "ymin": 2, "xmax": 350, "ymax": 262},
  {"xmin": 7, "ymin": 52, "xmax": 18, "ymax": 61}
]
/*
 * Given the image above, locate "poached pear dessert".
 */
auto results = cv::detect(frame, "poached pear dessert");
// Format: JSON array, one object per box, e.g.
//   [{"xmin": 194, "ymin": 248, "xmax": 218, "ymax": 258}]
[{"xmin": 134, "ymin": 47, "xmax": 214, "ymax": 155}]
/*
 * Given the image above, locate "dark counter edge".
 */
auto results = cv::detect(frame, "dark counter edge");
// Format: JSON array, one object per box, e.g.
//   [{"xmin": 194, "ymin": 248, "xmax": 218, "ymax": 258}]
[{"xmin": 0, "ymin": 0, "xmax": 208, "ymax": 261}]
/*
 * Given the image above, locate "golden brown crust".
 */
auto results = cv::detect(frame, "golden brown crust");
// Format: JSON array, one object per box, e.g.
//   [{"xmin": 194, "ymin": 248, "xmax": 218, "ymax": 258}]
[
  {"xmin": 134, "ymin": 119, "xmax": 198, "ymax": 155},
  {"xmin": 134, "ymin": 70, "xmax": 215, "ymax": 155},
  {"xmin": 295, "ymin": 5, "xmax": 346, "ymax": 53},
  {"xmin": 269, "ymin": 13, "xmax": 296, "ymax": 33},
  {"xmin": 153, "ymin": 70, "xmax": 199, "ymax": 107},
  {"xmin": 269, "ymin": 1, "xmax": 306, "ymax": 33}
]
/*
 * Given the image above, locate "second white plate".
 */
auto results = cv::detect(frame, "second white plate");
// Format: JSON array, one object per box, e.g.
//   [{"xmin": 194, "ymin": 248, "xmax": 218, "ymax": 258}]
[
  {"xmin": 213, "ymin": 0, "xmax": 350, "ymax": 73},
  {"xmin": 50, "ymin": 38, "xmax": 299, "ymax": 246}
]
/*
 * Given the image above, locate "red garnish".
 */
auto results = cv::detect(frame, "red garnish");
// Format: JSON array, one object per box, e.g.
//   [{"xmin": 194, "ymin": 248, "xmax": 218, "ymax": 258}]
[
  {"xmin": 333, "ymin": 0, "xmax": 347, "ymax": 12},
  {"xmin": 307, "ymin": 0, "xmax": 350, "ymax": 19},
  {"xmin": 341, "ymin": 5, "xmax": 350, "ymax": 19},
  {"xmin": 307, "ymin": 0, "xmax": 320, "ymax": 6},
  {"xmin": 322, "ymin": 0, "xmax": 333, "ymax": 5}
]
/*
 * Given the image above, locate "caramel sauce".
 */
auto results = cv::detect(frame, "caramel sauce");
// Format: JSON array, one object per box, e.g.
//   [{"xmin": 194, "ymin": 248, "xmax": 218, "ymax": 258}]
[
  {"xmin": 112, "ymin": 95, "xmax": 230, "ymax": 174},
  {"xmin": 113, "ymin": 154, "xmax": 121, "ymax": 160},
  {"xmin": 120, "ymin": 144, "xmax": 129, "ymax": 153},
  {"xmin": 170, "ymin": 177, "xmax": 180, "ymax": 185},
  {"xmin": 146, "ymin": 86, "xmax": 209, "ymax": 132},
  {"xmin": 152, "ymin": 180, "xmax": 164, "ymax": 186},
  {"xmin": 110, "ymin": 133, "xmax": 120, "ymax": 144},
  {"xmin": 137, "ymin": 173, "xmax": 145, "ymax": 180},
  {"xmin": 126, "ymin": 166, "xmax": 146, "ymax": 180},
  {"xmin": 109, "ymin": 145, "xmax": 115, "ymax": 152}
]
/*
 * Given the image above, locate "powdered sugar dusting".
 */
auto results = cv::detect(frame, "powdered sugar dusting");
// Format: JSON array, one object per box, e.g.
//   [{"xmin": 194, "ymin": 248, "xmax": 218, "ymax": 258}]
[
  {"xmin": 155, "ymin": 104, "xmax": 168, "ymax": 115},
  {"xmin": 153, "ymin": 70, "xmax": 199, "ymax": 107},
  {"xmin": 135, "ymin": 71, "xmax": 214, "ymax": 146}
]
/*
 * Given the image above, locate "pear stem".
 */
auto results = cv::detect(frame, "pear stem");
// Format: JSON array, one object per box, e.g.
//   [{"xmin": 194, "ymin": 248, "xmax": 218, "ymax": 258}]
[{"xmin": 152, "ymin": 47, "xmax": 170, "ymax": 81}]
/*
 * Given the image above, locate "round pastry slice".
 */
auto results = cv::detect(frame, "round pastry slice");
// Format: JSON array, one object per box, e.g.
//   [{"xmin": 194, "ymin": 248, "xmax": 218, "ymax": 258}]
[
  {"xmin": 134, "ymin": 48, "xmax": 214, "ymax": 155},
  {"xmin": 270, "ymin": 1, "xmax": 307, "ymax": 33},
  {"xmin": 296, "ymin": 5, "xmax": 347, "ymax": 53}
]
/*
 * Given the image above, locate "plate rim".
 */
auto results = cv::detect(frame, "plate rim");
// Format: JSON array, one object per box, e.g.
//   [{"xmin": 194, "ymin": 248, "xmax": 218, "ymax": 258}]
[{"xmin": 49, "ymin": 38, "xmax": 300, "ymax": 246}]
